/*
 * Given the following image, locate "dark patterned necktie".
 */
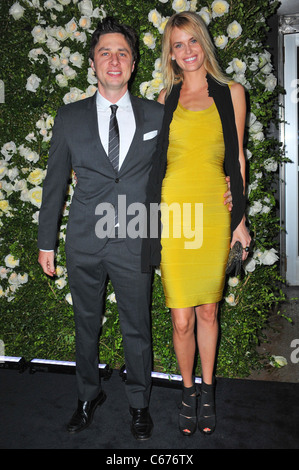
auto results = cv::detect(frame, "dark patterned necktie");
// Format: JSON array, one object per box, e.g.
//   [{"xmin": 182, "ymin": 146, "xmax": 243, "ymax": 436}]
[{"xmin": 108, "ymin": 104, "xmax": 119, "ymax": 173}]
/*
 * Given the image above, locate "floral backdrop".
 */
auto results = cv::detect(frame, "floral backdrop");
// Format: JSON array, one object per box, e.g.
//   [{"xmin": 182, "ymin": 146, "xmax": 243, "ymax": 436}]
[{"xmin": 0, "ymin": 0, "xmax": 287, "ymax": 377}]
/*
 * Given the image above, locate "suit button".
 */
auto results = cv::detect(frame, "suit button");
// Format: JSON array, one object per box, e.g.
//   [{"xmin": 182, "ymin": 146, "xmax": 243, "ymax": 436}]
[{"xmin": 115, "ymin": 178, "xmax": 119, "ymax": 183}]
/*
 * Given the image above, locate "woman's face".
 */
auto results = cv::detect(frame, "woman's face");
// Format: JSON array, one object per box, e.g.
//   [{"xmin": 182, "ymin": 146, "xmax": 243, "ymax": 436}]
[{"xmin": 170, "ymin": 26, "xmax": 205, "ymax": 73}]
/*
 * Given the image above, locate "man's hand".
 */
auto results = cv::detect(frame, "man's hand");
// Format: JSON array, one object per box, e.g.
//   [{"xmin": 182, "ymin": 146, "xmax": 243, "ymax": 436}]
[
  {"xmin": 224, "ymin": 176, "xmax": 233, "ymax": 211},
  {"xmin": 38, "ymin": 250, "xmax": 56, "ymax": 277}
]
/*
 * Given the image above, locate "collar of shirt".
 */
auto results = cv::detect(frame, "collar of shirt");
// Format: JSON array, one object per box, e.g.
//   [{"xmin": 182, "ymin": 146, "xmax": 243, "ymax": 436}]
[
  {"xmin": 96, "ymin": 89, "xmax": 131, "ymax": 111},
  {"xmin": 95, "ymin": 90, "xmax": 136, "ymax": 169}
]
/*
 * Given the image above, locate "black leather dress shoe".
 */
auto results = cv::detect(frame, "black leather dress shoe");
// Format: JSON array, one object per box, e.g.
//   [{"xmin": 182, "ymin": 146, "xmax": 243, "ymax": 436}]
[
  {"xmin": 130, "ymin": 406, "xmax": 153, "ymax": 440},
  {"xmin": 67, "ymin": 390, "xmax": 106, "ymax": 433}
]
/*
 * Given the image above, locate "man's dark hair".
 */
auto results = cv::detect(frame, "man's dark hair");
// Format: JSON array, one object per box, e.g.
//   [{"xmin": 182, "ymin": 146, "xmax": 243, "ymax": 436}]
[{"xmin": 89, "ymin": 17, "xmax": 139, "ymax": 63}]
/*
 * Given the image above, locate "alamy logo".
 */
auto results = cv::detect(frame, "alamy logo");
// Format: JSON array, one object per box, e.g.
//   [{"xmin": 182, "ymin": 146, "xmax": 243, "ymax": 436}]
[{"xmin": 95, "ymin": 195, "xmax": 203, "ymax": 249}]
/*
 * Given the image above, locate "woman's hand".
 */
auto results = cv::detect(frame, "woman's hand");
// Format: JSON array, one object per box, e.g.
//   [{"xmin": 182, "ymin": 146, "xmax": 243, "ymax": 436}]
[{"xmin": 231, "ymin": 216, "xmax": 251, "ymax": 261}]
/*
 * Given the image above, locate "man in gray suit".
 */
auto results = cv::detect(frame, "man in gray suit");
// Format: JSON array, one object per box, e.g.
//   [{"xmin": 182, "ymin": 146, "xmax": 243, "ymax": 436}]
[{"xmin": 38, "ymin": 18, "xmax": 164, "ymax": 440}]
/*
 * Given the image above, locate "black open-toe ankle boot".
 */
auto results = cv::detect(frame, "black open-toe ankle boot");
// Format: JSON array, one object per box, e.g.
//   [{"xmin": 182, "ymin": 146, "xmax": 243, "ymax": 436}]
[
  {"xmin": 198, "ymin": 378, "xmax": 216, "ymax": 435},
  {"xmin": 178, "ymin": 384, "xmax": 197, "ymax": 436}
]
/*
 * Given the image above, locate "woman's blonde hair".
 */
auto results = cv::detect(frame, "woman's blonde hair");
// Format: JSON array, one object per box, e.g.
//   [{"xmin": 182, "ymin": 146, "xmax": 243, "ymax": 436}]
[{"xmin": 161, "ymin": 11, "xmax": 230, "ymax": 95}]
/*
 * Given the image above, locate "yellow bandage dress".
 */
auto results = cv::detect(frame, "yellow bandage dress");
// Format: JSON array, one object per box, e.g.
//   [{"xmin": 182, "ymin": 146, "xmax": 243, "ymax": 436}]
[{"xmin": 160, "ymin": 101, "xmax": 231, "ymax": 308}]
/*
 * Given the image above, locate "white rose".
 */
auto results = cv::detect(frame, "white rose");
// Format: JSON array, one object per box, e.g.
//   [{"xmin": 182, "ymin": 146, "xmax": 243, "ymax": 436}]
[
  {"xmin": 87, "ymin": 67, "xmax": 97, "ymax": 85},
  {"xmin": 56, "ymin": 265, "xmax": 66, "ymax": 277},
  {"xmin": 61, "ymin": 46, "xmax": 71, "ymax": 58},
  {"xmin": 27, "ymin": 168, "xmax": 46, "ymax": 186},
  {"xmin": 227, "ymin": 58, "xmax": 247, "ymax": 74},
  {"xmin": 63, "ymin": 87, "xmax": 83, "ymax": 104},
  {"xmin": 107, "ymin": 292, "xmax": 117, "ymax": 303},
  {"xmin": 259, "ymin": 50, "xmax": 271, "ymax": 68},
  {"xmin": 19, "ymin": 145, "xmax": 40, "ymax": 164},
  {"xmin": 55, "ymin": 26, "xmax": 68, "ymax": 42},
  {"xmin": 248, "ymin": 54, "xmax": 259, "ymax": 71},
  {"xmin": 5, "ymin": 254, "xmax": 20, "ymax": 268},
  {"xmin": 7, "ymin": 168, "xmax": 19, "ymax": 181},
  {"xmin": 227, "ymin": 21, "xmax": 242, "ymax": 39},
  {"xmin": 9, "ymin": 2, "xmax": 25, "ymax": 20},
  {"xmin": 0, "ymin": 161, "xmax": 8, "ymax": 180},
  {"xmin": 249, "ymin": 120, "xmax": 263, "ymax": 135},
  {"xmin": 211, "ymin": 0, "xmax": 229, "ymax": 17},
  {"xmin": 158, "ymin": 17, "xmax": 169, "ymax": 34},
  {"xmin": 72, "ymin": 31, "xmax": 87, "ymax": 44},
  {"xmin": 31, "ymin": 25, "xmax": 47, "ymax": 44},
  {"xmin": 55, "ymin": 278, "xmax": 67, "ymax": 289},
  {"xmin": 8, "ymin": 272, "xmax": 20, "ymax": 286},
  {"xmin": 0, "ymin": 200, "xmax": 11, "ymax": 213},
  {"xmin": 259, "ymin": 249, "xmax": 279, "ymax": 266},
  {"xmin": 65, "ymin": 292, "xmax": 73, "ymax": 305},
  {"xmin": 28, "ymin": 48, "xmax": 47, "ymax": 62},
  {"xmin": 18, "ymin": 273, "xmax": 28, "ymax": 284},
  {"xmin": 65, "ymin": 18, "xmax": 78, "ymax": 34},
  {"xmin": 92, "ymin": 6, "xmax": 107, "ymax": 20},
  {"xmin": 14, "ymin": 179, "xmax": 27, "ymax": 192},
  {"xmin": 85, "ymin": 85, "xmax": 97, "ymax": 97},
  {"xmin": 79, "ymin": 16, "xmax": 92, "ymax": 29},
  {"xmin": 198, "ymin": 7, "xmax": 211, "ymax": 25},
  {"xmin": 28, "ymin": 186, "xmax": 43, "ymax": 207},
  {"xmin": 233, "ymin": 73, "xmax": 250, "ymax": 89},
  {"xmin": 148, "ymin": 9, "xmax": 162, "ymax": 28},
  {"xmin": 0, "ymin": 266, "xmax": 10, "ymax": 279},
  {"xmin": 264, "ymin": 158, "xmax": 278, "ymax": 172},
  {"xmin": 70, "ymin": 52, "xmax": 84, "ymax": 68},
  {"xmin": 62, "ymin": 66, "xmax": 77, "ymax": 80},
  {"xmin": 264, "ymin": 73, "xmax": 277, "ymax": 92},
  {"xmin": 26, "ymin": 74, "xmax": 41, "ymax": 93},
  {"xmin": 78, "ymin": 0, "xmax": 93, "ymax": 17},
  {"xmin": 270, "ymin": 355, "xmax": 287, "ymax": 368},
  {"xmin": 172, "ymin": 0, "xmax": 190, "ymax": 13},
  {"xmin": 44, "ymin": 0, "xmax": 57, "ymax": 9},
  {"xmin": 214, "ymin": 35, "xmax": 228, "ymax": 49},
  {"xmin": 46, "ymin": 36, "xmax": 61, "ymax": 52},
  {"xmin": 45, "ymin": 115, "xmax": 54, "ymax": 129},
  {"xmin": 251, "ymin": 130, "xmax": 264, "ymax": 142},
  {"xmin": 248, "ymin": 200, "xmax": 263, "ymax": 216},
  {"xmin": 244, "ymin": 258, "xmax": 256, "ymax": 273},
  {"xmin": 261, "ymin": 205, "xmax": 271, "ymax": 214},
  {"xmin": 228, "ymin": 277, "xmax": 239, "ymax": 287},
  {"xmin": 225, "ymin": 293, "xmax": 236, "ymax": 306},
  {"xmin": 1, "ymin": 142, "xmax": 17, "ymax": 161},
  {"xmin": 143, "ymin": 32, "xmax": 156, "ymax": 50},
  {"xmin": 56, "ymin": 74, "xmax": 68, "ymax": 87},
  {"xmin": 139, "ymin": 81, "xmax": 149, "ymax": 96},
  {"xmin": 49, "ymin": 55, "xmax": 61, "ymax": 71}
]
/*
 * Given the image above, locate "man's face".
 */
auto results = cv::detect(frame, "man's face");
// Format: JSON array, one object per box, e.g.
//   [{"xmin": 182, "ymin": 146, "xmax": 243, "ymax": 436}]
[{"xmin": 91, "ymin": 32, "xmax": 135, "ymax": 100}]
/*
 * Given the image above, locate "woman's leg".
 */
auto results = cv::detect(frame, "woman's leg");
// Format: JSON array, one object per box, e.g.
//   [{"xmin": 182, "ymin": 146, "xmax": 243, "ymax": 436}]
[
  {"xmin": 195, "ymin": 303, "xmax": 218, "ymax": 384},
  {"xmin": 195, "ymin": 302, "xmax": 218, "ymax": 434},
  {"xmin": 171, "ymin": 307, "xmax": 197, "ymax": 435},
  {"xmin": 171, "ymin": 307, "xmax": 196, "ymax": 387}
]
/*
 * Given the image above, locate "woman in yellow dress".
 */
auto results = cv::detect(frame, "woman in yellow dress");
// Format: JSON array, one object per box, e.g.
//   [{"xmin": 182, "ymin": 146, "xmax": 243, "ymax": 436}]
[{"xmin": 156, "ymin": 12, "xmax": 251, "ymax": 436}]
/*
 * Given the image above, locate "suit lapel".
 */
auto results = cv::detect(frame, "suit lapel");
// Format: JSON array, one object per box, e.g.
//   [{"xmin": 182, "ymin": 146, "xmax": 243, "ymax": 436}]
[{"xmin": 84, "ymin": 91, "xmax": 144, "ymax": 174}]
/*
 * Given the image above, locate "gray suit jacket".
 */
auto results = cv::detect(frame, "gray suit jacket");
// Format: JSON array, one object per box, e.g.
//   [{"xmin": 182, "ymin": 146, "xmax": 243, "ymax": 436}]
[{"xmin": 38, "ymin": 92, "xmax": 164, "ymax": 255}]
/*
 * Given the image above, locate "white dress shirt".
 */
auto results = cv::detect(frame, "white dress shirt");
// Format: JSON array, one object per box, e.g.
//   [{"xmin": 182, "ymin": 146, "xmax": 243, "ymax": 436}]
[
  {"xmin": 41, "ymin": 90, "xmax": 136, "ymax": 251},
  {"xmin": 96, "ymin": 90, "xmax": 136, "ymax": 170}
]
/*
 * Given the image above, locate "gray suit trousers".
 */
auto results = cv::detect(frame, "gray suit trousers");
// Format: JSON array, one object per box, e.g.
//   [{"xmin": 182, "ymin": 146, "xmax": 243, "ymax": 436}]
[{"xmin": 65, "ymin": 238, "xmax": 153, "ymax": 409}]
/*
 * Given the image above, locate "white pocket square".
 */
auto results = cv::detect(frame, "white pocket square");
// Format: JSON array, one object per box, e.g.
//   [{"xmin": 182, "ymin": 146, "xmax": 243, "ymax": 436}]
[{"xmin": 143, "ymin": 130, "xmax": 158, "ymax": 141}]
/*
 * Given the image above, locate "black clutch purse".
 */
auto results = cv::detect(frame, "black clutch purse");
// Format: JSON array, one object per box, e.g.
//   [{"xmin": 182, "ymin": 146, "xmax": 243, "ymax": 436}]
[{"xmin": 226, "ymin": 241, "xmax": 243, "ymax": 276}]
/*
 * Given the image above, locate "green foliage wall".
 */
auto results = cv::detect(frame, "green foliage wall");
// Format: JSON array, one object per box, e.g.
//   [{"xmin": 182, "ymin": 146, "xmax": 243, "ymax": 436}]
[{"xmin": 0, "ymin": 0, "xmax": 286, "ymax": 377}]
